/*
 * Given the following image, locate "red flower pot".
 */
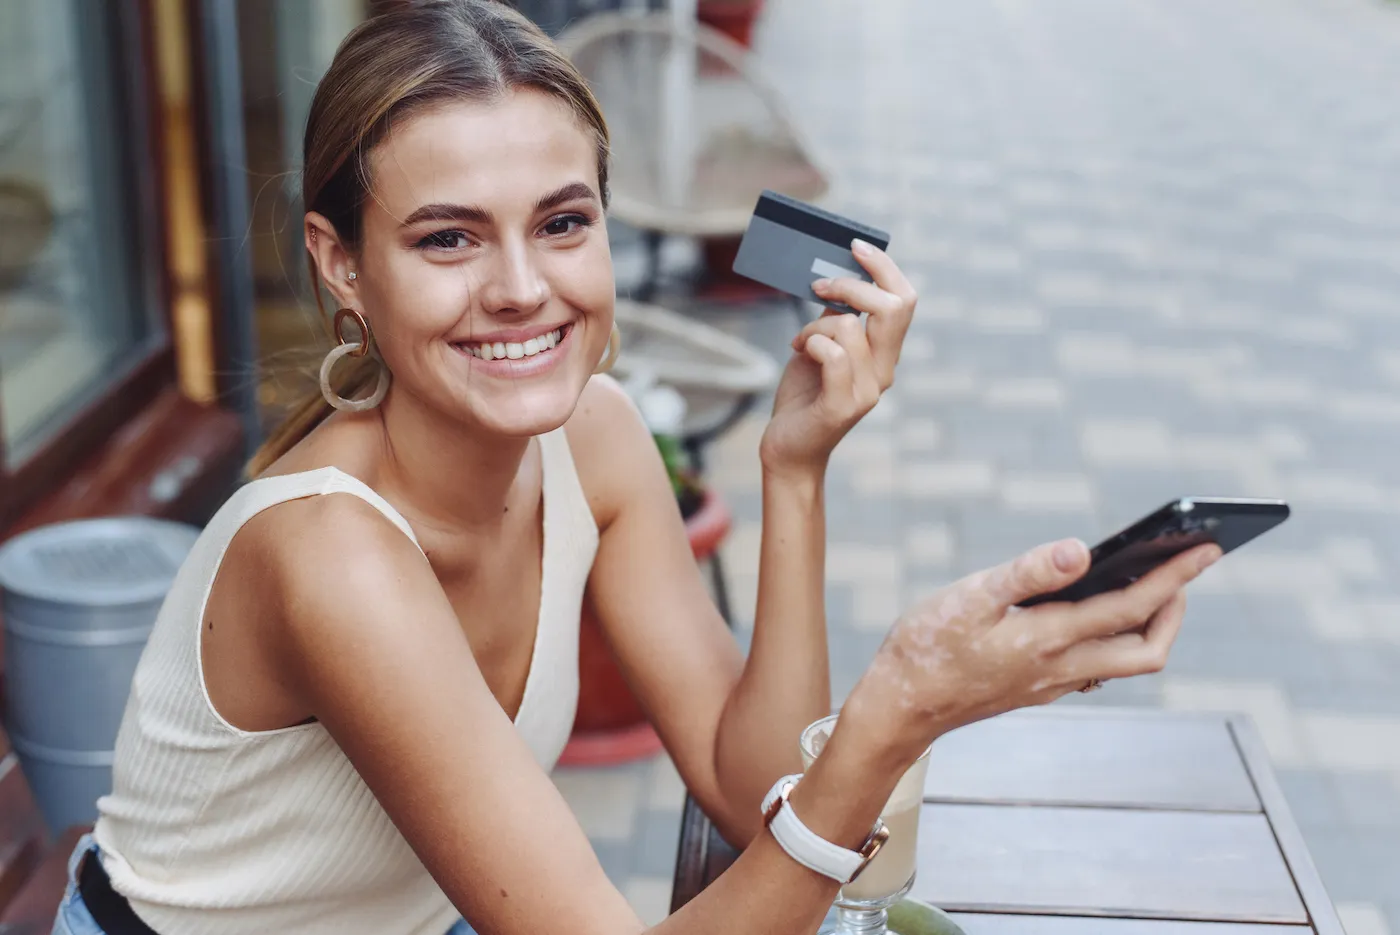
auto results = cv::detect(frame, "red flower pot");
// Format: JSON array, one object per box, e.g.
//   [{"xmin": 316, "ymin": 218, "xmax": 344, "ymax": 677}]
[
  {"xmin": 697, "ymin": 0, "xmax": 766, "ymax": 48},
  {"xmin": 557, "ymin": 487, "xmax": 733, "ymax": 767}
]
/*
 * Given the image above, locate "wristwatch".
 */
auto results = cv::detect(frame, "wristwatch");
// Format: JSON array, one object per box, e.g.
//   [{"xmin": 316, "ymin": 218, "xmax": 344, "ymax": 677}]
[{"xmin": 761, "ymin": 773, "xmax": 889, "ymax": 884}]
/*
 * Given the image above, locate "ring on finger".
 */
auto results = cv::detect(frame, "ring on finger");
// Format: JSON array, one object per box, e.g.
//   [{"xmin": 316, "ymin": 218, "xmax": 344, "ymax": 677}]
[{"xmin": 1078, "ymin": 678, "xmax": 1105, "ymax": 693}]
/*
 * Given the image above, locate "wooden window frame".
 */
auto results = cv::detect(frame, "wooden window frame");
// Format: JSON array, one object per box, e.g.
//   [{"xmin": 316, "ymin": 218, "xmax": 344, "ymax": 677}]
[{"xmin": 0, "ymin": 0, "xmax": 246, "ymax": 536}]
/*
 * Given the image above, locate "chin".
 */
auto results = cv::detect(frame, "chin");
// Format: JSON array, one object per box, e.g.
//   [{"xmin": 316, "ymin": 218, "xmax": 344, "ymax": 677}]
[
  {"xmin": 467, "ymin": 382, "xmax": 583, "ymax": 437},
  {"xmin": 437, "ymin": 356, "xmax": 589, "ymax": 437}
]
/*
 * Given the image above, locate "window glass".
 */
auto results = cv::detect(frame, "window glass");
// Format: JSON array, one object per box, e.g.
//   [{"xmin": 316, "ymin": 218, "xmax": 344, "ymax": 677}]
[{"xmin": 0, "ymin": 1, "xmax": 159, "ymax": 466}]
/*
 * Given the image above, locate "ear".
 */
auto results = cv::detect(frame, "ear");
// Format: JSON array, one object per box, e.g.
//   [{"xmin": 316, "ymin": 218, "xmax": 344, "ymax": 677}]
[{"xmin": 305, "ymin": 212, "xmax": 360, "ymax": 310}]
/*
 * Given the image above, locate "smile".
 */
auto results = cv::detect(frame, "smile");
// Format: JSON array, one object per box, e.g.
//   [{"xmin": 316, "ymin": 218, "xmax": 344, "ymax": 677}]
[{"xmin": 462, "ymin": 326, "xmax": 566, "ymax": 361}]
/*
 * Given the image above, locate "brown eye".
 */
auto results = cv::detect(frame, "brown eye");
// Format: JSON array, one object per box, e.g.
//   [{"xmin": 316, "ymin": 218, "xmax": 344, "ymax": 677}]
[
  {"xmin": 542, "ymin": 214, "xmax": 591, "ymax": 237},
  {"xmin": 416, "ymin": 230, "xmax": 471, "ymax": 250}
]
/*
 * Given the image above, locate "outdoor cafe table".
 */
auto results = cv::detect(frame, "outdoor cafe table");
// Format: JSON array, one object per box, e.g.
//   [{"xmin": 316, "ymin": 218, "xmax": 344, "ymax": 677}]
[{"xmin": 671, "ymin": 706, "xmax": 1344, "ymax": 934}]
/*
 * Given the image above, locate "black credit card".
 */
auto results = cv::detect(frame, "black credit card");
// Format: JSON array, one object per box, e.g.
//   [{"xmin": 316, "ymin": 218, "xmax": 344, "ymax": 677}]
[{"xmin": 732, "ymin": 190, "xmax": 891, "ymax": 313}]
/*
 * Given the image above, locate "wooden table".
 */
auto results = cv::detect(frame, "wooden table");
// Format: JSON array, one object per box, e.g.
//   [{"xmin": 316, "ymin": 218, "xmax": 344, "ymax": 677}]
[{"xmin": 671, "ymin": 707, "xmax": 1344, "ymax": 933}]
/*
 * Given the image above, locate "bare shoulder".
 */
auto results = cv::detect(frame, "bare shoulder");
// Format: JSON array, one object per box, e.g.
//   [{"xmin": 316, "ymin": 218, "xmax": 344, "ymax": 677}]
[
  {"xmin": 242, "ymin": 489, "xmax": 424, "ymax": 586},
  {"xmin": 227, "ymin": 489, "xmax": 439, "ymax": 658},
  {"xmin": 563, "ymin": 374, "xmax": 662, "ymax": 527}
]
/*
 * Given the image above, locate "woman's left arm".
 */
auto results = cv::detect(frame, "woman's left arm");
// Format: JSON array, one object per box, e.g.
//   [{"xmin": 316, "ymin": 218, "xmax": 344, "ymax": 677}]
[{"xmin": 575, "ymin": 242, "xmax": 917, "ymax": 846}]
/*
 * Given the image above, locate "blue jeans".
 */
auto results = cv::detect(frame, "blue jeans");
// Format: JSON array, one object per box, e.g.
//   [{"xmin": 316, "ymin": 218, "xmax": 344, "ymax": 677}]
[{"xmin": 52, "ymin": 834, "xmax": 477, "ymax": 935}]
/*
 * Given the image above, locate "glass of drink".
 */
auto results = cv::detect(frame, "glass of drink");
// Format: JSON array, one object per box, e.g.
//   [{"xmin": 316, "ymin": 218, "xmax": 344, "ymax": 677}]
[{"xmin": 800, "ymin": 714, "xmax": 932, "ymax": 935}]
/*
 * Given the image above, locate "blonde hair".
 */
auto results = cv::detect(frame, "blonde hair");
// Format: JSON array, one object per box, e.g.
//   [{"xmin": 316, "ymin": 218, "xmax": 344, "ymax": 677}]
[{"xmin": 247, "ymin": 0, "xmax": 610, "ymax": 478}]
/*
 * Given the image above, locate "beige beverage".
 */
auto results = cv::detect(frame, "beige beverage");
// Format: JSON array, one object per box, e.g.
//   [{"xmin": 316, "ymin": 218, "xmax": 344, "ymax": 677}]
[
  {"xmin": 800, "ymin": 716, "xmax": 932, "ymax": 905},
  {"xmin": 839, "ymin": 799, "xmax": 921, "ymax": 901}
]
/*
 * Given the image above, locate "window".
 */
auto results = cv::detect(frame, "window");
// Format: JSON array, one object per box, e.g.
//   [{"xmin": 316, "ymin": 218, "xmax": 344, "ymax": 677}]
[{"xmin": 0, "ymin": 1, "xmax": 163, "ymax": 470}]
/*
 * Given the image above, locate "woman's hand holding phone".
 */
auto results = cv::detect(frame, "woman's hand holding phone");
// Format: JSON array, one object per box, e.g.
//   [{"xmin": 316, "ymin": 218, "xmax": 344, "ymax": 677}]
[{"xmin": 836, "ymin": 537, "xmax": 1222, "ymax": 771}]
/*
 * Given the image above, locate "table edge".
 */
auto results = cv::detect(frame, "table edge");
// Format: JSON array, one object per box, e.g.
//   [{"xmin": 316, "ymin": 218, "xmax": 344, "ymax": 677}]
[{"xmin": 1227, "ymin": 714, "xmax": 1343, "ymax": 935}]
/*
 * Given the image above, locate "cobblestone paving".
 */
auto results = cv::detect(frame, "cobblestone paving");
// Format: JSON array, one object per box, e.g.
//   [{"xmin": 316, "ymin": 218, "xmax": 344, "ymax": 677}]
[{"xmin": 551, "ymin": 0, "xmax": 1400, "ymax": 929}]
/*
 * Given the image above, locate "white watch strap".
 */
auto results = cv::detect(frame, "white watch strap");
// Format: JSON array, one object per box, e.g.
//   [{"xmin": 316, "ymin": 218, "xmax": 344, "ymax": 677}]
[{"xmin": 761, "ymin": 773, "xmax": 866, "ymax": 883}]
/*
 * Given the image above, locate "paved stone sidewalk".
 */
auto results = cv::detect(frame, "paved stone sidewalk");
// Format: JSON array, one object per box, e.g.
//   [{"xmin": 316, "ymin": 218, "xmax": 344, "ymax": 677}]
[{"xmin": 554, "ymin": 0, "xmax": 1400, "ymax": 929}]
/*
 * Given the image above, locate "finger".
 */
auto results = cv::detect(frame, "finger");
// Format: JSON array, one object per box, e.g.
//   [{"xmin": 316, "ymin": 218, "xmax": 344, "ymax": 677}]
[
  {"xmin": 801, "ymin": 333, "xmax": 856, "ymax": 411},
  {"xmin": 810, "ymin": 276, "xmax": 911, "ymax": 390},
  {"xmin": 812, "ymin": 247, "xmax": 918, "ymax": 386},
  {"xmin": 796, "ymin": 314, "xmax": 880, "ymax": 408},
  {"xmin": 1056, "ymin": 543, "xmax": 1220, "ymax": 642},
  {"xmin": 981, "ymin": 538, "xmax": 1092, "ymax": 613},
  {"xmin": 1140, "ymin": 589, "xmax": 1188, "ymax": 665},
  {"xmin": 1061, "ymin": 590, "xmax": 1187, "ymax": 682},
  {"xmin": 792, "ymin": 309, "xmax": 864, "ymax": 351},
  {"xmin": 848, "ymin": 241, "xmax": 918, "ymax": 386},
  {"xmin": 851, "ymin": 239, "xmax": 917, "ymax": 303},
  {"xmin": 810, "ymin": 276, "xmax": 903, "ymax": 319}
]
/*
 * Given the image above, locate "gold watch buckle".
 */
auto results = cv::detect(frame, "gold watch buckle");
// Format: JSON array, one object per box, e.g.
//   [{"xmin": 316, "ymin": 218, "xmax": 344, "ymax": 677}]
[
  {"xmin": 845, "ymin": 820, "xmax": 889, "ymax": 884},
  {"xmin": 762, "ymin": 777, "xmax": 797, "ymax": 827}
]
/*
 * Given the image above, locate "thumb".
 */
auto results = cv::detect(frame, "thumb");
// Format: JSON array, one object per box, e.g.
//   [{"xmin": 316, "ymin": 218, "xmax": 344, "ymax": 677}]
[{"xmin": 985, "ymin": 538, "xmax": 1090, "ymax": 609}]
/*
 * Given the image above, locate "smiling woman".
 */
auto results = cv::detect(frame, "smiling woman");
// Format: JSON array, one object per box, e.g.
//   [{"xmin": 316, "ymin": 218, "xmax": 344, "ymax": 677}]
[
  {"xmin": 244, "ymin": 9, "xmax": 616, "ymax": 470},
  {"xmin": 46, "ymin": 3, "xmax": 1213, "ymax": 935}
]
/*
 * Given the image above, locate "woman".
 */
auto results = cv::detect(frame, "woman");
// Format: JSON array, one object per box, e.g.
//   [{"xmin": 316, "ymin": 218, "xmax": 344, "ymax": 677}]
[{"xmin": 52, "ymin": 2, "xmax": 1218, "ymax": 934}]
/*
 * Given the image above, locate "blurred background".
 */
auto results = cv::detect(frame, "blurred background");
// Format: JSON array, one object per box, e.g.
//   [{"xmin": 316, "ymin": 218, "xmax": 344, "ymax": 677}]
[{"xmin": 1, "ymin": 0, "xmax": 1399, "ymax": 930}]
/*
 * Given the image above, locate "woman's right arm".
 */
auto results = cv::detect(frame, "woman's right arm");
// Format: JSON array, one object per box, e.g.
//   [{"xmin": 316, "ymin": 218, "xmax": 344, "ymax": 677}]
[{"xmin": 258, "ymin": 494, "xmax": 1216, "ymax": 935}]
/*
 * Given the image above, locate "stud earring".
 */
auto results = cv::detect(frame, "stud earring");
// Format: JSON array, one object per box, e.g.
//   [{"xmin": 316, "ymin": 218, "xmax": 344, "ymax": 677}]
[{"xmin": 347, "ymin": 272, "xmax": 357, "ymax": 281}]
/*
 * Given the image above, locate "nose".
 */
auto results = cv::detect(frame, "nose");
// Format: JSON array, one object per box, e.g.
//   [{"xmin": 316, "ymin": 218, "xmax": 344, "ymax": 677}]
[{"xmin": 478, "ymin": 239, "xmax": 548, "ymax": 317}]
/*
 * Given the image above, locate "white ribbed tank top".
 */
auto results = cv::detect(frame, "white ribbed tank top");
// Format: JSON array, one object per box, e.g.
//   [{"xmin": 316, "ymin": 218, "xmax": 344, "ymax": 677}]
[{"xmin": 91, "ymin": 429, "xmax": 598, "ymax": 935}]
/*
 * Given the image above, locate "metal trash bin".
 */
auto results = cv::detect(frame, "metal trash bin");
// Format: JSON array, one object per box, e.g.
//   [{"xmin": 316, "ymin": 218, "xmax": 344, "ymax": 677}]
[{"xmin": 0, "ymin": 517, "xmax": 200, "ymax": 831}]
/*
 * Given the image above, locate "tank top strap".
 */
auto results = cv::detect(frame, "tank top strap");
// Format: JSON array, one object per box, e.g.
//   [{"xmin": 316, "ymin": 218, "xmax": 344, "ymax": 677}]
[
  {"xmin": 228, "ymin": 468, "xmax": 422, "ymax": 554},
  {"xmin": 538, "ymin": 428, "xmax": 581, "ymax": 505},
  {"xmin": 317, "ymin": 469, "xmax": 423, "ymax": 551}
]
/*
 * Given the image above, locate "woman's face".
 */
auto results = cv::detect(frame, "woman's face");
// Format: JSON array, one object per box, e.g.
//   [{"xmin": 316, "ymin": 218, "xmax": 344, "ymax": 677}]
[{"xmin": 351, "ymin": 89, "xmax": 613, "ymax": 437}]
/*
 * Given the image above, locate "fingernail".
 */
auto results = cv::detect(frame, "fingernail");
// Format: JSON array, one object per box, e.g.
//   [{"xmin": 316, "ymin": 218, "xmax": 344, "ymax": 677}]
[
  {"xmin": 852, "ymin": 238, "xmax": 874, "ymax": 257},
  {"xmin": 812, "ymin": 278, "xmax": 832, "ymax": 292},
  {"xmin": 1198, "ymin": 547, "xmax": 1222, "ymax": 572},
  {"xmin": 1053, "ymin": 539, "xmax": 1085, "ymax": 572}
]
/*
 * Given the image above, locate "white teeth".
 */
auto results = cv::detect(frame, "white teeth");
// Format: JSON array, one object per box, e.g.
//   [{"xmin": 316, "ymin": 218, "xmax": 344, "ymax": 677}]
[{"xmin": 468, "ymin": 328, "xmax": 564, "ymax": 361}]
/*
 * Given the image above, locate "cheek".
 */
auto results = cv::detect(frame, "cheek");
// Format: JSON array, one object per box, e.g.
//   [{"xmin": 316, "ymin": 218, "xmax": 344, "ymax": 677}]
[
  {"xmin": 554, "ymin": 241, "xmax": 614, "ymax": 305},
  {"xmin": 366, "ymin": 257, "xmax": 475, "ymax": 339}
]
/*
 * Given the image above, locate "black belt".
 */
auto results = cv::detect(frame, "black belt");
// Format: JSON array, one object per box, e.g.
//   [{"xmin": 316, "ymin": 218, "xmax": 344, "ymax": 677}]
[{"xmin": 77, "ymin": 850, "xmax": 161, "ymax": 935}]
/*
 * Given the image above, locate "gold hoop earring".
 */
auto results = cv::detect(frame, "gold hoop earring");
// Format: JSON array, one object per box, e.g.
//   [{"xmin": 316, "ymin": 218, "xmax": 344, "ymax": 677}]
[
  {"xmin": 320, "ymin": 308, "xmax": 390, "ymax": 411},
  {"xmin": 593, "ymin": 322, "xmax": 621, "ymax": 375}
]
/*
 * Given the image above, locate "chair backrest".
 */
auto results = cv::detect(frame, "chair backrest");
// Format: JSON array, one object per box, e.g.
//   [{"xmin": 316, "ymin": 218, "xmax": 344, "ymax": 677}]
[{"xmin": 558, "ymin": 11, "xmax": 831, "ymax": 236}]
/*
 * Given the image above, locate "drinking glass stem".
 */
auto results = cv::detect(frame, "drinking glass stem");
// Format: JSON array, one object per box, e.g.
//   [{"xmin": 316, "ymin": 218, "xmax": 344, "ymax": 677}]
[{"xmin": 836, "ymin": 907, "xmax": 889, "ymax": 934}]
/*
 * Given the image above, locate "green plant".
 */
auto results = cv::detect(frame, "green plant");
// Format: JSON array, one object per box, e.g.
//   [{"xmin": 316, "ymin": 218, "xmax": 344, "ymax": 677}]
[{"xmin": 653, "ymin": 431, "xmax": 705, "ymax": 518}]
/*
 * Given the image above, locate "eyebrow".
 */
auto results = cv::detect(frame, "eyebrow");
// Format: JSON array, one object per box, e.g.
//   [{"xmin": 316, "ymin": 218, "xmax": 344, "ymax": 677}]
[{"xmin": 400, "ymin": 182, "xmax": 599, "ymax": 227}]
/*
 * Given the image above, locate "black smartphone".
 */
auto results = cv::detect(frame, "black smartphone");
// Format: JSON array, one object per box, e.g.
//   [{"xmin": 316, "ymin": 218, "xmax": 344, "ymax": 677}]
[{"xmin": 1016, "ymin": 497, "xmax": 1290, "ymax": 608}]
